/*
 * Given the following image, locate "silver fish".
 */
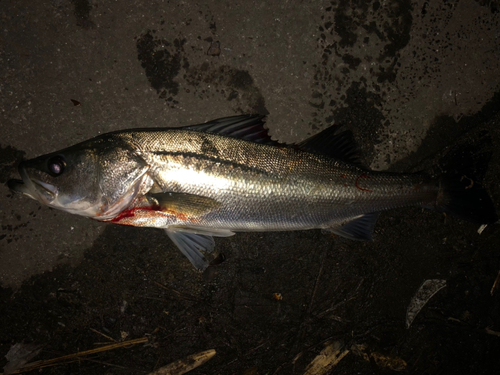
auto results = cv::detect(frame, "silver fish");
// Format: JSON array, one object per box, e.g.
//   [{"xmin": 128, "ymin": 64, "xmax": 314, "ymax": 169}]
[{"xmin": 7, "ymin": 115, "xmax": 497, "ymax": 270}]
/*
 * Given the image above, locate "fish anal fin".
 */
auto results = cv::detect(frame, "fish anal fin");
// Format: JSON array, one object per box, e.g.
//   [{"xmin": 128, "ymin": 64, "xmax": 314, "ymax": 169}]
[{"xmin": 326, "ymin": 212, "xmax": 380, "ymax": 241}]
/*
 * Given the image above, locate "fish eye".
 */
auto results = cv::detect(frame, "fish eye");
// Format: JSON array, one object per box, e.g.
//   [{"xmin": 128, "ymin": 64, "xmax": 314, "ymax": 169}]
[{"xmin": 47, "ymin": 155, "xmax": 66, "ymax": 176}]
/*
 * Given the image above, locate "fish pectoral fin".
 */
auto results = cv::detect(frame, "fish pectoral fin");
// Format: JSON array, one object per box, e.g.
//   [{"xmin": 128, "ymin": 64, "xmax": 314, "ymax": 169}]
[
  {"xmin": 165, "ymin": 229, "xmax": 216, "ymax": 271},
  {"xmin": 326, "ymin": 212, "xmax": 380, "ymax": 241},
  {"xmin": 149, "ymin": 192, "xmax": 222, "ymax": 217}
]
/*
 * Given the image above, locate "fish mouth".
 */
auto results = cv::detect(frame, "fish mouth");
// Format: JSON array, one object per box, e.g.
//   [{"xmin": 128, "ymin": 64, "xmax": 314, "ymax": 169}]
[
  {"xmin": 8, "ymin": 165, "xmax": 58, "ymax": 204},
  {"xmin": 7, "ymin": 179, "xmax": 33, "ymax": 197}
]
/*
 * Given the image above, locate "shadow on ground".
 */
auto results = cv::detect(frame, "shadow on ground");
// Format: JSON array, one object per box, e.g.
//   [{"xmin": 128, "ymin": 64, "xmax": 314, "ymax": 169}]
[{"xmin": 1, "ymin": 110, "xmax": 500, "ymax": 373}]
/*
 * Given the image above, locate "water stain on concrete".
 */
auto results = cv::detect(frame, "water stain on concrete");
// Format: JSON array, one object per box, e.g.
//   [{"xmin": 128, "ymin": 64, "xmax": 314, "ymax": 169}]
[
  {"xmin": 136, "ymin": 29, "xmax": 269, "ymax": 114},
  {"xmin": 71, "ymin": 0, "xmax": 94, "ymax": 29},
  {"xmin": 137, "ymin": 31, "xmax": 189, "ymax": 103}
]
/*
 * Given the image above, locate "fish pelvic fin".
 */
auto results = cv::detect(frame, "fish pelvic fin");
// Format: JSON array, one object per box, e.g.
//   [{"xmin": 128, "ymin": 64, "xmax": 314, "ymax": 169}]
[
  {"xmin": 326, "ymin": 212, "xmax": 380, "ymax": 241},
  {"xmin": 165, "ymin": 229, "xmax": 214, "ymax": 271},
  {"xmin": 165, "ymin": 227, "xmax": 235, "ymax": 271}
]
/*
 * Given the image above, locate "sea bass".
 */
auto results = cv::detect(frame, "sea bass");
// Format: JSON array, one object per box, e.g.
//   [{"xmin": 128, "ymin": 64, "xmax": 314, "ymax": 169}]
[{"xmin": 7, "ymin": 115, "xmax": 497, "ymax": 270}]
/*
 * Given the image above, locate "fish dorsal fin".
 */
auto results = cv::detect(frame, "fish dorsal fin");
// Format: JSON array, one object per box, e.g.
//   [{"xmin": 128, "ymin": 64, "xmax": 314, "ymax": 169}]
[
  {"xmin": 150, "ymin": 192, "xmax": 222, "ymax": 217},
  {"xmin": 298, "ymin": 127, "xmax": 362, "ymax": 165},
  {"xmin": 326, "ymin": 212, "xmax": 380, "ymax": 241},
  {"xmin": 183, "ymin": 115, "xmax": 279, "ymax": 145}
]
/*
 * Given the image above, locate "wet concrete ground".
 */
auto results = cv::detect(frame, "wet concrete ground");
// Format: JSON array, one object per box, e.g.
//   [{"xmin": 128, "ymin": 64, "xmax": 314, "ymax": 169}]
[{"xmin": 1, "ymin": 0, "xmax": 500, "ymax": 374}]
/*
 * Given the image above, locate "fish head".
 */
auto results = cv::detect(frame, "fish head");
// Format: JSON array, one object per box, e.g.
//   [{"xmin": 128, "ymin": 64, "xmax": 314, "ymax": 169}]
[{"xmin": 8, "ymin": 136, "xmax": 151, "ymax": 220}]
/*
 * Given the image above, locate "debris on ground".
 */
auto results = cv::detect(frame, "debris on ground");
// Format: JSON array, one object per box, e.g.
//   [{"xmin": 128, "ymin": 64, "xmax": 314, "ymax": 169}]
[
  {"xmin": 303, "ymin": 341, "xmax": 349, "ymax": 375},
  {"xmin": 147, "ymin": 349, "xmax": 216, "ymax": 375},
  {"xmin": 351, "ymin": 344, "xmax": 407, "ymax": 371},
  {"xmin": 2, "ymin": 337, "xmax": 148, "ymax": 374},
  {"xmin": 3, "ymin": 343, "xmax": 42, "ymax": 375},
  {"xmin": 406, "ymin": 279, "xmax": 447, "ymax": 328},
  {"xmin": 490, "ymin": 270, "xmax": 500, "ymax": 296}
]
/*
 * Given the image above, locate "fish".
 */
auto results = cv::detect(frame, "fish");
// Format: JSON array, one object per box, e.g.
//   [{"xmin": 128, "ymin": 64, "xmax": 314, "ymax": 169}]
[{"xmin": 7, "ymin": 115, "xmax": 498, "ymax": 270}]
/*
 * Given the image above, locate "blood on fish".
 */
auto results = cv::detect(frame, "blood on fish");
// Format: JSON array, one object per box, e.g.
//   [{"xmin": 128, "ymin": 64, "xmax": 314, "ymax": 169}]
[
  {"xmin": 355, "ymin": 173, "xmax": 373, "ymax": 192},
  {"xmin": 110, "ymin": 205, "xmax": 160, "ymax": 223},
  {"xmin": 163, "ymin": 210, "xmax": 190, "ymax": 222},
  {"xmin": 110, "ymin": 204, "xmax": 197, "ymax": 225}
]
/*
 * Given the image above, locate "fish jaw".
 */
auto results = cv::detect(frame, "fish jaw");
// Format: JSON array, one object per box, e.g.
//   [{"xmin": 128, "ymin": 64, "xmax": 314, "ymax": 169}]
[
  {"xmin": 8, "ymin": 162, "xmax": 58, "ymax": 205},
  {"xmin": 9, "ymin": 162, "xmax": 96, "ymax": 217},
  {"xmin": 7, "ymin": 179, "xmax": 37, "ymax": 200}
]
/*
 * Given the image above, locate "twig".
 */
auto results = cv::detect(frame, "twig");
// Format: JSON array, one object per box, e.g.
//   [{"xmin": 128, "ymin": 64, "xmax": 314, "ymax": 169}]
[
  {"xmin": 152, "ymin": 281, "xmax": 201, "ymax": 302},
  {"xmin": 90, "ymin": 328, "xmax": 117, "ymax": 342},
  {"xmin": 307, "ymin": 247, "xmax": 328, "ymax": 315},
  {"xmin": 303, "ymin": 341, "xmax": 349, "ymax": 375},
  {"xmin": 313, "ymin": 278, "xmax": 364, "ymax": 321},
  {"xmin": 4, "ymin": 337, "xmax": 148, "ymax": 374},
  {"xmin": 490, "ymin": 270, "xmax": 500, "ymax": 296},
  {"xmin": 289, "ymin": 248, "xmax": 329, "ymax": 355},
  {"xmin": 485, "ymin": 327, "xmax": 500, "ymax": 337},
  {"xmin": 82, "ymin": 357, "xmax": 131, "ymax": 370}
]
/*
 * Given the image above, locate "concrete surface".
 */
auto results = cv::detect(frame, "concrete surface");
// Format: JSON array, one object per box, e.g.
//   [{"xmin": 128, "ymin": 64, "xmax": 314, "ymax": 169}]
[
  {"xmin": 0, "ymin": 0, "xmax": 499, "ymax": 374},
  {"xmin": 1, "ymin": 0, "xmax": 498, "ymax": 289}
]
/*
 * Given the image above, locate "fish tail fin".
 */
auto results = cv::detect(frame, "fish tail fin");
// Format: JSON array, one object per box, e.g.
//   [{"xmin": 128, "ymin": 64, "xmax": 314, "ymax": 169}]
[
  {"xmin": 434, "ymin": 139, "xmax": 497, "ymax": 224},
  {"xmin": 436, "ymin": 175, "xmax": 497, "ymax": 224}
]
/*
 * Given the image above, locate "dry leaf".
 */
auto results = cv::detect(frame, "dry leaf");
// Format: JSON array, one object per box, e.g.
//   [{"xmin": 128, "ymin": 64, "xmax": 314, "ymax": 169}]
[
  {"xmin": 3, "ymin": 343, "xmax": 42, "ymax": 375},
  {"xmin": 207, "ymin": 41, "xmax": 221, "ymax": 56},
  {"xmin": 406, "ymin": 279, "xmax": 446, "ymax": 328}
]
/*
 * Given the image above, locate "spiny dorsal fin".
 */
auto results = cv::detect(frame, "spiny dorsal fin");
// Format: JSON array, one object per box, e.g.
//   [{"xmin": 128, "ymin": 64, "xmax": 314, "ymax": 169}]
[
  {"xmin": 298, "ymin": 127, "xmax": 363, "ymax": 165},
  {"xmin": 183, "ymin": 115, "xmax": 279, "ymax": 145}
]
